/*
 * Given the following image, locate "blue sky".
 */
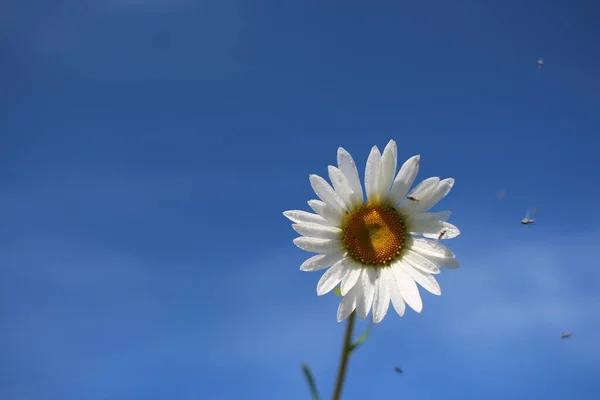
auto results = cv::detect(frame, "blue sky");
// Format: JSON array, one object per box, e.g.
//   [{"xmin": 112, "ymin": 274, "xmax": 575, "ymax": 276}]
[{"xmin": 2, "ymin": 0, "xmax": 600, "ymax": 399}]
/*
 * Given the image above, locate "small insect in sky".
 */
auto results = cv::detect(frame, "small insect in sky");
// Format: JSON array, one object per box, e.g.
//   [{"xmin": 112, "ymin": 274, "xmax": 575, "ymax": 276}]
[
  {"xmin": 536, "ymin": 58, "xmax": 544, "ymax": 68},
  {"xmin": 407, "ymin": 196, "xmax": 419, "ymax": 202},
  {"xmin": 394, "ymin": 367, "xmax": 404, "ymax": 374},
  {"xmin": 521, "ymin": 207, "xmax": 537, "ymax": 226},
  {"xmin": 437, "ymin": 229, "xmax": 448, "ymax": 240},
  {"xmin": 561, "ymin": 332, "xmax": 572, "ymax": 339}
]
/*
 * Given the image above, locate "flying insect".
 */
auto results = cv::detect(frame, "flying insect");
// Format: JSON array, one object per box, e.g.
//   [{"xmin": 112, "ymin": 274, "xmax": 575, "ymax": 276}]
[
  {"xmin": 521, "ymin": 207, "xmax": 537, "ymax": 226},
  {"xmin": 561, "ymin": 332, "xmax": 572, "ymax": 339},
  {"xmin": 536, "ymin": 58, "xmax": 544, "ymax": 68}
]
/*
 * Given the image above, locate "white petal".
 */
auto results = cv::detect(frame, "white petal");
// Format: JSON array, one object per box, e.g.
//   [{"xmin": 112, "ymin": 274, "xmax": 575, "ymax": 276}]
[
  {"xmin": 337, "ymin": 283, "xmax": 359, "ymax": 322},
  {"xmin": 364, "ymin": 146, "xmax": 382, "ymax": 203},
  {"xmin": 390, "ymin": 263, "xmax": 423, "ymax": 313},
  {"xmin": 340, "ymin": 260, "xmax": 362, "ymax": 295},
  {"xmin": 408, "ymin": 211, "xmax": 452, "ymax": 224},
  {"xmin": 441, "ymin": 257, "xmax": 459, "ymax": 268},
  {"xmin": 399, "ymin": 261, "xmax": 441, "ymax": 296},
  {"xmin": 379, "ymin": 140, "xmax": 397, "ymax": 196},
  {"xmin": 292, "ymin": 222, "xmax": 342, "ymax": 240},
  {"xmin": 409, "ymin": 237, "xmax": 455, "ymax": 259},
  {"xmin": 300, "ymin": 252, "xmax": 346, "ymax": 272},
  {"xmin": 372, "ymin": 268, "xmax": 392, "ymax": 323},
  {"xmin": 414, "ymin": 178, "xmax": 455, "ymax": 213},
  {"xmin": 389, "ymin": 271, "xmax": 406, "ymax": 317},
  {"xmin": 397, "ymin": 177, "xmax": 439, "ymax": 213},
  {"xmin": 421, "ymin": 253, "xmax": 460, "ymax": 269},
  {"xmin": 293, "ymin": 237, "xmax": 342, "ymax": 254},
  {"xmin": 407, "ymin": 177, "xmax": 440, "ymax": 200},
  {"xmin": 356, "ymin": 268, "xmax": 376, "ymax": 319},
  {"xmin": 309, "ymin": 174, "xmax": 347, "ymax": 213},
  {"xmin": 283, "ymin": 210, "xmax": 332, "ymax": 226},
  {"xmin": 388, "ymin": 155, "xmax": 420, "ymax": 205},
  {"xmin": 328, "ymin": 166, "xmax": 356, "ymax": 209},
  {"xmin": 337, "ymin": 147, "xmax": 364, "ymax": 206},
  {"xmin": 308, "ymin": 200, "xmax": 342, "ymax": 225},
  {"xmin": 316, "ymin": 259, "xmax": 349, "ymax": 296},
  {"xmin": 403, "ymin": 250, "xmax": 441, "ymax": 274},
  {"xmin": 409, "ymin": 219, "xmax": 461, "ymax": 240}
]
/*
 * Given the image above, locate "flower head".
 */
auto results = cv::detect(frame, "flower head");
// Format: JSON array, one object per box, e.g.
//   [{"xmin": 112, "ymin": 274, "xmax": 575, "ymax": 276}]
[{"xmin": 284, "ymin": 140, "xmax": 460, "ymax": 323}]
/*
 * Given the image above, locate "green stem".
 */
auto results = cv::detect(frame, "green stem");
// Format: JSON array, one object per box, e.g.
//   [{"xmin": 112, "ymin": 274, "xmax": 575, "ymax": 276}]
[{"xmin": 331, "ymin": 311, "xmax": 356, "ymax": 400}]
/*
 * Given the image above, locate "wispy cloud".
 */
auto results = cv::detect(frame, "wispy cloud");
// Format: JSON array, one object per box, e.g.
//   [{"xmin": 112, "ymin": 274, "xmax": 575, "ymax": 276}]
[
  {"xmin": 329, "ymin": 236, "xmax": 600, "ymax": 398},
  {"xmin": 0, "ymin": 229, "xmax": 342, "ymax": 400},
  {"xmin": 443, "ymin": 240, "xmax": 600, "ymax": 342},
  {"xmin": 0, "ymin": 236, "xmax": 224, "ymax": 399},
  {"xmin": 366, "ymin": 236, "xmax": 600, "ymax": 371}
]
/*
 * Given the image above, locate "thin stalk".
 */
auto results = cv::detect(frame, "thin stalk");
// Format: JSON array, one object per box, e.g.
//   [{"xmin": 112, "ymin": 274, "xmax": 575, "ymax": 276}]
[{"xmin": 331, "ymin": 311, "xmax": 356, "ymax": 400}]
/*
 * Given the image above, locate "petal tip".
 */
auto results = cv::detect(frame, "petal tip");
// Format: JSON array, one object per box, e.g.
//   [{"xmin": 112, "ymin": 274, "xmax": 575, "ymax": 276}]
[{"xmin": 337, "ymin": 147, "xmax": 349, "ymax": 156}]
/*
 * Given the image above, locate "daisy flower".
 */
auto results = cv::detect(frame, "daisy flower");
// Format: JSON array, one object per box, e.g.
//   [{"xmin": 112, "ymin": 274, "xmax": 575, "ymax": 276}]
[{"xmin": 284, "ymin": 140, "xmax": 460, "ymax": 323}]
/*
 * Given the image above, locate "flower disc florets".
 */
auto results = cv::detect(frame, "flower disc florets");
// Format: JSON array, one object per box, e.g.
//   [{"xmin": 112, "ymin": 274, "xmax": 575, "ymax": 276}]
[{"xmin": 342, "ymin": 203, "xmax": 406, "ymax": 267}]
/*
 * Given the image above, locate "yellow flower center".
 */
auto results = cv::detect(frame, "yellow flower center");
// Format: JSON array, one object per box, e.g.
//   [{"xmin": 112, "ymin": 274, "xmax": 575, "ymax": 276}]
[{"xmin": 342, "ymin": 203, "xmax": 406, "ymax": 267}]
